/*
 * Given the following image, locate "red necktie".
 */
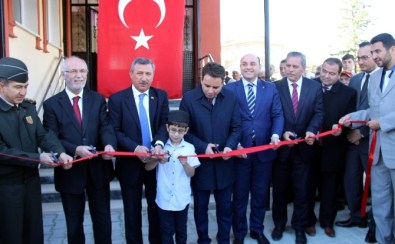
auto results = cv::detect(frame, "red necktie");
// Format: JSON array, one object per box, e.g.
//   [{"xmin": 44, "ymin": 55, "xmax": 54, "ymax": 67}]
[
  {"xmin": 72, "ymin": 96, "xmax": 82, "ymax": 126},
  {"xmin": 291, "ymin": 83, "xmax": 298, "ymax": 115}
]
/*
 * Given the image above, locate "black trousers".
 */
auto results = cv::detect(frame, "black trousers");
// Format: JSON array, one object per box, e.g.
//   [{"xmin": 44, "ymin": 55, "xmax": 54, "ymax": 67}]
[
  {"xmin": 120, "ymin": 169, "xmax": 161, "ymax": 244},
  {"xmin": 0, "ymin": 176, "xmax": 43, "ymax": 244},
  {"xmin": 60, "ymin": 173, "xmax": 112, "ymax": 244},
  {"xmin": 272, "ymin": 149, "xmax": 310, "ymax": 231},
  {"xmin": 158, "ymin": 205, "xmax": 189, "ymax": 244}
]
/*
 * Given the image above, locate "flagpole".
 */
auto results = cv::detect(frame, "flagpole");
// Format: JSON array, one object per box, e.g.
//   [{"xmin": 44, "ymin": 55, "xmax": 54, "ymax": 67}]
[{"xmin": 264, "ymin": 0, "xmax": 270, "ymax": 80}]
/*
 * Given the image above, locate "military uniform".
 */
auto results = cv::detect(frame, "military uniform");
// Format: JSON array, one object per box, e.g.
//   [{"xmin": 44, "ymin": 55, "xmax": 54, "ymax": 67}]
[{"xmin": 0, "ymin": 57, "xmax": 66, "ymax": 244}]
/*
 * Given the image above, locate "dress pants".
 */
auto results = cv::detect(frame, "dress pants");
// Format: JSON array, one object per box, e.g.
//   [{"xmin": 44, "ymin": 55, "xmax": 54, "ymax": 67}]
[
  {"xmin": 272, "ymin": 148, "xmax": 310, "ymax": 231},
  {"xmin": 371, "ymin": 154, "xmax": 395, "ymax": 244},
  {"xmin": 60, "ymin": 173, "xmax": 112, "ymax": 244},
  {"xmin": 232, "ymin": 154, "xmax": 272, "ymax": 240},
  {"xmin": 318, "ymin": 171, "xmax": 340, "ymax": 228},
  {"xmin": 158, "ymin": 205, "xmax": 189, "ymax": 244},
  {"xmin": 193, "ymin": 185, "xmax": 232, "ymax": 244},
  {"xmin": 120, "ymin": 169, "xmax": 161, "ymax": 244},
  {"xmin": 0, "ymin": 176, "xmax": 43, "ymax": 244}
]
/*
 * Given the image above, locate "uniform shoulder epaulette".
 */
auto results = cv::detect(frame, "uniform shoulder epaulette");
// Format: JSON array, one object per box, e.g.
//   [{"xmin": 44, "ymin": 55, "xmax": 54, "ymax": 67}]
[{"xmin": 23, "ymin": 98, "xmax": 37, "ymax": 105}]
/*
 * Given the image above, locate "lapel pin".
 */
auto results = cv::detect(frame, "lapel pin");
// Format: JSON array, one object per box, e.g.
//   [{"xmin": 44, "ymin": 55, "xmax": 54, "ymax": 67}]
[{"xmin": 25, "ymin": 116, "xmax": 33, "ymax": 124}]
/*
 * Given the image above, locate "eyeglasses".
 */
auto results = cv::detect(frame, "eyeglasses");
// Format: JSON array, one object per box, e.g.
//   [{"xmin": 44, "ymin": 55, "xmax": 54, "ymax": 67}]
[
  {"xmin": 169, "ymin": 128, "xmax": 186, "ymax": 135},
  {"xmin": 65, "ymin": 69, "xmax": 89, "ymax": 75},
  {"xmin": 357, "ymin": 56, "xmax": 371, "ymax": 61}
]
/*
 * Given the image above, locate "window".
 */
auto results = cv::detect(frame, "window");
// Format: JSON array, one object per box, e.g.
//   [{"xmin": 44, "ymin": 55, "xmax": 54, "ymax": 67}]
[
  {"xmin": 46, "ymin": 0, "xmax": 61, "ymax": 47},
  {"xmin": 12, "ymin": 0, "xmax": 38, "ymax": 34}
]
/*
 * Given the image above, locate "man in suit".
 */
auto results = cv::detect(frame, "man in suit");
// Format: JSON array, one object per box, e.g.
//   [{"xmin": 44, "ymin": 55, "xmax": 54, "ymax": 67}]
[
  {"xmin": 312, "ymin": 58, "xmax": 356, "ymax": 238},
  {"xmin": 0, "ymin": 57, "xmax": 73, "ymax": 244},
  {"xmin": 108, "ymin": 57, "xmax": 169, "ymax": 244},
  {"xmin": 340, "ymin": 33, "xmax": 395, "ymax": 244},
  {"xmin": 43, "ymin": 56, "xmax": 117, "ymax": 244},
  {"xmin": 225, "ymin": 54, "xmax": 284, "ymax": 244},
  {"xmin": 272, "ymin": 51, "xmax": 324, "ymax": 244},
  {"xmin": 180, "ymin": 62, "xmax": 241, "ymax": 244},
  {"xmin": 336, "ymin": 41, "xmax": 379, "ymax": 243}
]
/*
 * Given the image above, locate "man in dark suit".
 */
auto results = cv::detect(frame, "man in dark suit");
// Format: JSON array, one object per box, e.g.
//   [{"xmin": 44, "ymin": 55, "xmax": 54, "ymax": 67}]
[
  {"xmin": 312, "ymin": 58, "xmax": 356, "ymax": 238},
  {"xmin": 225, "ymin": 54, "xmax": 284, "ymax": 244},
  {"xmin": 43, "ymin": 56, "xmax": 117, "ymax": 244},
  {"xmin": 180, "ymin": 62, "xmax": 241, "ymax": 244},
  {"xmin": 335, "ymin": 41, "xmax": 379, "ymax": 243},
  {"xmin": 108, "ymin": 57, "xmax": 169, "ymax": 244},
  {"xmin": 0, "ymin": 57, "xmax": 73, "ymax": 244},
  {"xmin": 272, "ymin": 51, "xmax": 324, "ymax": 244}
]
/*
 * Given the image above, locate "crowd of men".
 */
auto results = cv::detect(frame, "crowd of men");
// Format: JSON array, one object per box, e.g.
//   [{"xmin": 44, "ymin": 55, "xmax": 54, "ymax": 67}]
[{"xmin": 0, "ymin": 32, "xmax": 394, "ymax": 244}]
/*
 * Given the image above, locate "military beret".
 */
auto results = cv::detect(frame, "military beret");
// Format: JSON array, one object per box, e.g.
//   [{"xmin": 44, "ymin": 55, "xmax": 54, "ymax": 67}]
[
  {"xmin": 0, "ymin": 57, "xmax": 29, "ymax": 83},
  {"xmin": 167, "ymin": 110, "xmax": 190, "ymax": 126}
]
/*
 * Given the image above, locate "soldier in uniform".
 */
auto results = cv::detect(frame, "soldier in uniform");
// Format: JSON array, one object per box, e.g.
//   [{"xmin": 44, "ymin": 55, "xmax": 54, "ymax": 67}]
[{"xmin": 0, "ymin": 57, "xmax": 73, "ymax": 244}]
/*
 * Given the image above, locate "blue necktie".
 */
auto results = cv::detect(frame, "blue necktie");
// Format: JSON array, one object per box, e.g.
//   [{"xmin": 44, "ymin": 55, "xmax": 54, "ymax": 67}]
[
  {"xmin": 247, "ymin": 83, "xmax": 256, "ymax": 141},
  {"xmin": 138, "ymin": 93, "xmax": 151, "ymax": 148}
]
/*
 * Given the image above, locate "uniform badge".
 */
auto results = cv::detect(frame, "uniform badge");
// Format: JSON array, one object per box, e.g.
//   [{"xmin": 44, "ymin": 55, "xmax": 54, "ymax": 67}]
[{"xmin": 25, "ymin": 116, "xmax": 33, "ymax": 124}]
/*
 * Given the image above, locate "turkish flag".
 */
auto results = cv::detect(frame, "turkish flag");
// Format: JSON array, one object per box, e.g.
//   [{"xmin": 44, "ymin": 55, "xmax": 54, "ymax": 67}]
[{"xmin": 97, "ymin": 0, "xmax": 185, "ymax": 98}]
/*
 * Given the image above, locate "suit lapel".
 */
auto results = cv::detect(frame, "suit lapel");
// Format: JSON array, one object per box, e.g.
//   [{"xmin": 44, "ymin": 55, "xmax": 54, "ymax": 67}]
[
  {"xmin": 255, "ymin": 80, "xmax": 265, "ymax": 115},
  {"xmin": 297, "ymin": 78, "xmax": 309, "ymax": 118},
  {"xmin": 124, "ymin": 88, "xmax": 140, "ymax": 130},
  {"xmin": 148, "ymin": 88, "xmax": 157, "ymax": 126},
  {"xmin": 81, "ymin": 90, "xmax": 92, "ymax": 136},
  {"xmin": 236, "ymin": 81, "xmax": 248, "ymax": 111},
  {"xmin": 382, "ymin": 74, "xmax": 395, "ymax": 97},
  {"xmin": 58, "ymin": 90, "xmax": 82, "ymax": 132},
  {"xmin": 280, "ymin": 79, "xmax": 296, "ymax": 119}
]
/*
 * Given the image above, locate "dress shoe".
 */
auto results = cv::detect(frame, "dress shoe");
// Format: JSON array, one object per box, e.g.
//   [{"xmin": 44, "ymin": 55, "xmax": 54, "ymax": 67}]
[
  {"xmin": 365, "ymin": 228, "xmax": 377, "ymax": 243},
  {"xmin": 335, "ymin": 218, "xmax": 367, "ymax": 228},
  {"xmin": 271, "ymin": 226, "xmax": 284, "ymax": 241},
  {"xmin": 324, "ymin": 227, "xmax": 335, "ymax": 237},
  {"xmin": 295, "ymin": 230, "xmax": 307, "ymax": 244},
  {"xmin": 233, "ymin": 238, "xmax": 244, "ymax": 244},
  {"xmin": 250, "ymin": 231, "xmax": 270, "ymax": 244},
  {"xmin": 304, "ymin": 226, "xmax": 316, "ymax": 236}
]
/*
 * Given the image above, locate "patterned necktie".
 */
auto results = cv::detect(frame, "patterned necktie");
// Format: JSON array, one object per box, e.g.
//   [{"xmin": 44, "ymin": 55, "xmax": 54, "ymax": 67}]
[
  {"xmin": 323, "ymin": 85, "xmax": 330, "ymax": 93},
  {"xmin": 291, "ymin": 82, "xmax": 298, "ymax": 115},
  {"xmin": 138, "ymin": 93, "xmax": 151, "ymax": 148},
  {"xmin": 360, "ymin": 73, "xmax": 369, "ymax": 103},
  {"xmin": 72, "ymin": 96, "xmax": 82, "ymax": 126},
  {"xmin": 247, "ymin": 83, "xmax": 256, "ymax": 116}
]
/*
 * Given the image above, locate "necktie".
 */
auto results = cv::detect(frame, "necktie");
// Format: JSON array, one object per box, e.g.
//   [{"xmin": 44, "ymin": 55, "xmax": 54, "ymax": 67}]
[
  {"xmin": 247, "ymin": 83, "xmax": 256, "ymax": 116},
  {"xmin": 291, "ymin": 82, "xmax": 298, "ymax": 115},
  {"xmin": 138, "ymin": 93, "xmax": 151, "ymax": 148},
  {"xmin": 72, "ymin": 96, "xmax": 82, "ymax": 126},
  {"xmin": 360, "ymin": 73, "xmax": 369, "ymax": 103},
  {"xmin": 380, "ymin": 68, "xmax": 387, "ymax": 91},
  {"xmin": 247, "ymin": 83, "xmax": 256, "ymax": 141},
  {"xmin": 323, "ymin": 85, "xmax": 330, "ymax": 93}
]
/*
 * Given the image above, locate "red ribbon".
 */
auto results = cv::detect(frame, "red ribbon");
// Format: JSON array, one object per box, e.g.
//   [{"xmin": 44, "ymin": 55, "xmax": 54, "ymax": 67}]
[{"xmin": 361, "ymin": 130, "xmax": 377, "ymax": 217}]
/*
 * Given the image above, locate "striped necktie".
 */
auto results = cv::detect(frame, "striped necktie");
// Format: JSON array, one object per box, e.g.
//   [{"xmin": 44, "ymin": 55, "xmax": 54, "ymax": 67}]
[
  {"xmin": 247, "ymin": 83, "xmax": 256, "ymax": 117},
  {"xmin": 291, "ymin": 82, "xmax": 298, "ymax": 115}
]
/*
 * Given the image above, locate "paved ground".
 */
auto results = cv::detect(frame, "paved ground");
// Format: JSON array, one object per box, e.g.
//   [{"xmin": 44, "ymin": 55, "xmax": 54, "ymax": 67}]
[{"xmin": 43, "ymin": 200, "xmax": 371, "ymax": 244}]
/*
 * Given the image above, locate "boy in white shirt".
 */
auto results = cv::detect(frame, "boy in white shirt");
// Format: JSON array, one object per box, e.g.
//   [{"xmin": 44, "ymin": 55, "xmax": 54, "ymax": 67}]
[{"xmin": 146, "ymin": 110, "xmax": 200, "ymax": 244}]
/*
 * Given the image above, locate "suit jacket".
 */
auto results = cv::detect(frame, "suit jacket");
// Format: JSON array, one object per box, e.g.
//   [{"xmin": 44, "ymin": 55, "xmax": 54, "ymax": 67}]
[
  {"xmin": 0, "ymin": 99, "xmax": 65, "ymax": 185},
  {"xmin": 43, "ymin": 89, "xmax": 117, "ymax": 194},
  {"xmin": 275, "ymin": 77, "xmax": 324, "ymax": 163},
  {"xmin": 180, "ymin": 85, "xmax": 241, "ymax": 190},
  {"xmin": 108, "ymin": 86, "xmax": 169, "ymax": 185},
  {"xmin": 349, "ymin": 72, "xmax": 370, "ymax": 153},
  {"xmin": 320, "ymin": 81, "xmax": 356, "ymax": 171},
  {"xmin": 225, "ymin": 79, "xmax": 284, "ymax": 162},
  {"xmin": 351, "ymin": 68, "xmax": 395, "ymax": 168}
]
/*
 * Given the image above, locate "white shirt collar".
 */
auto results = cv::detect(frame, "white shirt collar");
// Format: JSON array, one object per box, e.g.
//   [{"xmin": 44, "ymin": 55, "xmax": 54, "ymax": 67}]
[{"xmin": 65, "ymin": 87, "xmax": 83, "ymax": 101}]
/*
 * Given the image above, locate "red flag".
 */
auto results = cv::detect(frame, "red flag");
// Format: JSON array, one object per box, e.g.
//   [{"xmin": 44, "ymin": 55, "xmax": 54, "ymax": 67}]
[{"xmin": 97, "ymin": 0, "xmax": 185, "ymax": 98}]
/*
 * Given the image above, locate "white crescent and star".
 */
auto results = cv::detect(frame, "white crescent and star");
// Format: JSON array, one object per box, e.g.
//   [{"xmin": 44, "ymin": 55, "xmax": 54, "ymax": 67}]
[{"xmin": 118, "ymin": 0, "xmax": 166, "ymax": 50}]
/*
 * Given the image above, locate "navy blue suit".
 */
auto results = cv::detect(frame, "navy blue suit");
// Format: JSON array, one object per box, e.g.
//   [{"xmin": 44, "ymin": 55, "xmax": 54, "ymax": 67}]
[
  {"xmin": 43, "ymin": 89, "xmax": 117, "ymax": 244},
  {"xmin": 180, "ymin": 85, "xmax": 241, "ymax": 244},
  {"xmin": 273, "ymin": 77, "xmax": 324, "ymax": 231},
  {"xmin": 108, "ymin": 86, "xmax": 169, "ymax": 244},
  {"xmin": 225, "ymin": 80, "xmax": 284, "ymax": 239}
]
